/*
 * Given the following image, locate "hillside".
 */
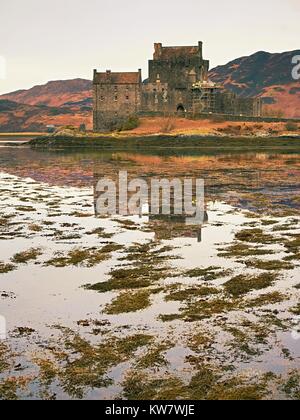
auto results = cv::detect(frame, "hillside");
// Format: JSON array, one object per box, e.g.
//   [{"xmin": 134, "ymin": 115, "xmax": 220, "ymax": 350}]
[
  {"xmin": 209, "ymin": 50, "xmax": 300, "ymax": 118},
  {"xmin": 0, "ymin": 99, "xmax": 92, "ymax": 132},
  {"xmin": 0, "ymin": 79, "xmax": 92, "ymax": 108}
]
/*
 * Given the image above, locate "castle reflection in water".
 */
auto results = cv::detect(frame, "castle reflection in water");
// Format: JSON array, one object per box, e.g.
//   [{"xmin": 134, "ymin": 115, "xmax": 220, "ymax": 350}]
[{"xmin": 93, "ymin": 171, "xmax": 208, "ymax": 242}]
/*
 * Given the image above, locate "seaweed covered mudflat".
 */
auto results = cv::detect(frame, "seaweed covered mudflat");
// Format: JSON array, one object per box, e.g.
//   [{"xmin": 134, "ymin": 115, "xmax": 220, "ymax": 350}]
[{"xmin": 0, "ymin": 147, "xmax": 299, "ymax": 400}]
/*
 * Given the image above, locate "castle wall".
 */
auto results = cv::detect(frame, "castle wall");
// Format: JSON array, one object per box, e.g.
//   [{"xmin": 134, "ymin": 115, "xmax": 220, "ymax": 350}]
[
  {"xmin": 141, "ymin": 82, "xmax": 191, "ymax": 114},
  {"xmin": 215, "ymin": 91, "xmax": 262, "ymax": 117},
  {"xmin": 141, "ymin": 82, "xmax": 169, "ymax": 113},
  {"xmin": 93, "ymin": 70, "xmax": 141, "ymax": 131}
]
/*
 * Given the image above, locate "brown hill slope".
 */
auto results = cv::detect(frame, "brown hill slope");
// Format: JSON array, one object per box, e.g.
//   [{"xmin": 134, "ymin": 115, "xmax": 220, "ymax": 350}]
[
  {"xmin": 0, "ymin": 79, "xmax": 92, "ymax": 108},
  {"xmin": 209, "ymin": 50, "xmax": 300, "ymax": 118},
  {"xmin": 0, "ymin": 100, "xmax": 92, "ymax": 132}
]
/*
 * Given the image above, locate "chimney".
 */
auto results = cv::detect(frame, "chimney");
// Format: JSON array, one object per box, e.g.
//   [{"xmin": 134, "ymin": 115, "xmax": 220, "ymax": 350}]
[
  {"xmin": 106, "ymin": 70, "xmax": 111, "ymax": 81},
  {"xmin": 138, "ymin": 68, "xmax": 142, "ymax": 83},
  {"xmin": 93, "ymin": 69, "xmax": 97, "ymax": 81},
  {"xmin": 198, "ymin": 41, "xmax": 203, "ymax": 59}
]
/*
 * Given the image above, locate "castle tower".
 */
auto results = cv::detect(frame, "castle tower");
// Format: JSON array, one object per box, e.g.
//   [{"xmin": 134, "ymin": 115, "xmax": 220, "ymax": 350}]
[
  {"xmin": 142, "ymin": 42, "xmax": 210, "ymax": 114},
  {"xmin": 93, "ymin": 69, "xmax": 142, "ymax": 131}
]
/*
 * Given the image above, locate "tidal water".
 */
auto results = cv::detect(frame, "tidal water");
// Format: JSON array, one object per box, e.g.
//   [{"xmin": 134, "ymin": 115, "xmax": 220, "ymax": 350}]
[{"xmin": 0, "ymin": 143, "xmax": 299, "ymax": 400}]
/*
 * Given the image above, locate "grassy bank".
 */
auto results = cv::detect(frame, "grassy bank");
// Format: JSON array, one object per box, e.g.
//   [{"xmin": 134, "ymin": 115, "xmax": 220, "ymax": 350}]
[{"xmin": 28, "ymin": 134, "xmax": 300, "ymax": 152}]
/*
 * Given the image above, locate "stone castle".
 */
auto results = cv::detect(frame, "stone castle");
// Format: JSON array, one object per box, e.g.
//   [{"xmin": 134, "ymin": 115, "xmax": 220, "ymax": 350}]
[{"xmin": 93, "ymin": 42, "xmax": 262, "ymax": 131}]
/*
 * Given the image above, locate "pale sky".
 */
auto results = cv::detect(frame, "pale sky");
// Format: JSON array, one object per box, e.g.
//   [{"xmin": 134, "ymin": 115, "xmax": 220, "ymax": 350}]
[{"xmin": 0, "ymin": 0, "xmax": 299, "ymax": 94}]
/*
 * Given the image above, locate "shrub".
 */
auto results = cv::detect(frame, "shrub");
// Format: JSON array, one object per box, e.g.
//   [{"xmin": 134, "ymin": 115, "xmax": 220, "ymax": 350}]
[
  {"xmin": 117, "ymin": 115, "xmax": 140, "ymax": 132},
  {"xmin": 285, "ymin": 121, "xmax": 298, "ymax": 132}
]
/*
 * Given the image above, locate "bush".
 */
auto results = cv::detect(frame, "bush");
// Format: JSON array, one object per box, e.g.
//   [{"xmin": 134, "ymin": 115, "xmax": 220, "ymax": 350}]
[
  {"xmin": 117, "ymin": 115, "xmax": 140, "ymax": 132},
  {"xmin": 285, "ymin": 121, "xmax": 298, "ymax": 132}
]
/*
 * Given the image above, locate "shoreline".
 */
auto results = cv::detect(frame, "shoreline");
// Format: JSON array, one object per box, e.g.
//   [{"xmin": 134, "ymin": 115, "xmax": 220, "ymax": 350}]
[{"xmin": 25, "ymin": 133, "xmax": 300, "ymax": 151}]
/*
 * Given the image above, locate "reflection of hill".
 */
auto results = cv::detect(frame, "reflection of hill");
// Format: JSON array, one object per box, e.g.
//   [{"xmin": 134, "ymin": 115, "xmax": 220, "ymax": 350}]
[{"xmin": 0, "ymin": 148, "xmax": 299, "ymax": 214}]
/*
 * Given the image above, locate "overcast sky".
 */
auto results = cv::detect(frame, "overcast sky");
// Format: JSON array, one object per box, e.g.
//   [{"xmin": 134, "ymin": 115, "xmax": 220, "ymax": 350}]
[{"xmin": 0, "ymin": 0, "xmax": 299, "ymax": 94}]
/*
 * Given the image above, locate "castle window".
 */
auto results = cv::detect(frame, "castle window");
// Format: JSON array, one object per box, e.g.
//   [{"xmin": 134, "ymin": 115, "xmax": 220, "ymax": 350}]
[
  {"xmin": 114, "ymin": 95, "xmax": 118, "ymax": 101},
  {"xmin": 126, "ymin": 95, "xmax": 129, "ymax": 100}
]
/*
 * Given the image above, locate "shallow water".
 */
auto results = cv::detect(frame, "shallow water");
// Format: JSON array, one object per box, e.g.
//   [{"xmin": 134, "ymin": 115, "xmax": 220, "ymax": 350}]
[{"xmin": 0, "ymin": 145, "xmax": 299, "ymax": 400}]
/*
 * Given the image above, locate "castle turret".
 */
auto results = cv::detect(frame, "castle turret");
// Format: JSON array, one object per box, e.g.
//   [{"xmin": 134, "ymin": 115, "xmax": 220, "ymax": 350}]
[{"xmin": 154, "ymin": 43, "xmax": 163, "ymax": 60}]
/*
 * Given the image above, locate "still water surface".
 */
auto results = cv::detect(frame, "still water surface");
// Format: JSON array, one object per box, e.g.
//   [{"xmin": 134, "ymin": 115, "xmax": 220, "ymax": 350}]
[{"xmin": 0, "ymin": 143, "xmax": 299, "ymax": 400}]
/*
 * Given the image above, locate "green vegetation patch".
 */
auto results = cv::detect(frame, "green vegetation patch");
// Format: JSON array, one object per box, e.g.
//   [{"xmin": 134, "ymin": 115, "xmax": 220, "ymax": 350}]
[
  {"xmin": 122, "ymin": 372, "xmax": 188, "ymax": 400},
  {"xmin": 218, "ymin": 243, "xmax": 274, "ymax": 258},
  {"xmin": 161, "ymin": 295, "xmax": 239, "ymax": 323},
  {"xmin": 136, "ymin": 341, "xmax": 173, "ymax": 369},
  {"xmin": 12, "ymin": 248, "xmax": 42, "ymax": 264},
  {"xmin": 188, "ymin": 331, "xmax": 215, "ymax": 353},
  {"xmin": 243, "ymin": 259, "xmax": 295, "ymax": 271},
  {"xmin": 86, "ymin": 241, "xmax": 177, "ymax": 293},
  {"xmin": 281, "ymin": 371, "xmax": 300, "ymax": 400},
  {"xmin": 28, "ymin": 224, "xmax": 42, "ymax": 232},
  {"xmin": 225, "ymin": 324, "xmax": 268, "ymax": 361},
  {"xmin": 290, "ymin": 303, "xmax": 300, "ymax": 316},
  {"xmin": 284, "ymin": 252, "xmax": 300, "ymax": 261},
  {"xmin": 121, "ymin": 367, "xmax": 269, "ymax": 400},
  {"xmin": 181, "ymin": 297, "xmax": 239, "ymax": 322},
  {"xmin": 15, "ymin": 205, "xmax": 36, "ymax": 212},
  {"xmin": 0, "ymin": 262, "xmax": 16, "ymax": 274},
  {"xmin": 42, "ymin": 332, "xmax": 153, "ymax": 399},
  {"xmin": 245, "ymin": 291, "xmax": 287, "ymax": 308},
  {"xmin": 0, "ymin": 343, "xmax": 10, "ymax": 373},
  {"xmin": 0, "ymin": 377, "xmax": 30, "ymax": 401},
  {"xmin": 121, "ymin": 242, "xmax": 178, "ymax": 265},
  {"xmin": 235, "ymin": 228, "xmax": 276, "ymax": 244},
  {"xmin": 224, "ymin": 273, "xmax": 277, "ymax": 298},
  {"xmin": 104, "ymin": 289, "xmax": 153, "ymax": 314},
  {"xmin": 165, "ymin": 286, "xmax": 220, "ymax": 302},
  {"xmin": 284, "ymin": 235, "xmax": 300, "ymax": 253},
  {"xmin": 45, "ymin": 244, "xmax": 123, "ymax": 267},
  {"xmin": 184, "ymin": 266, "xmax": 230, "ymax": 281}
]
